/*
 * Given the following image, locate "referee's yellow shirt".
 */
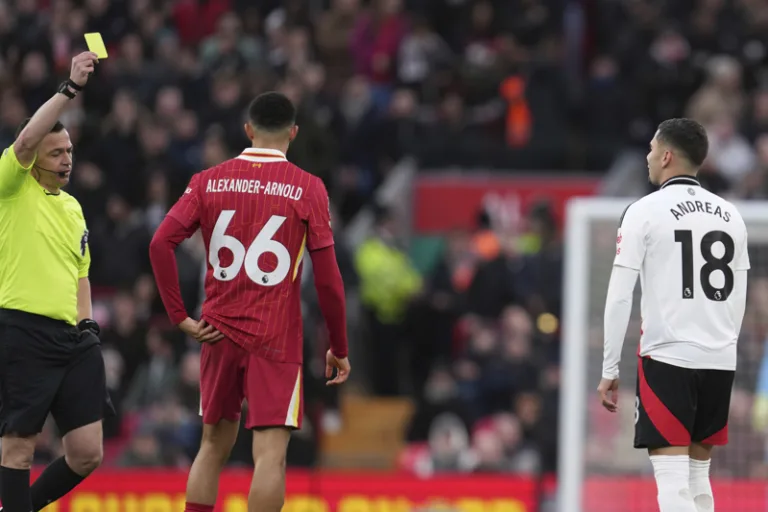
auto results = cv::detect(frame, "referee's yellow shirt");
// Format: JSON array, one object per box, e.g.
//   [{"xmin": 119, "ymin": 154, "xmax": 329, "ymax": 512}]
[{"xmin": 0, "ymin": 145, "xmax": 90, "ymax": 326}]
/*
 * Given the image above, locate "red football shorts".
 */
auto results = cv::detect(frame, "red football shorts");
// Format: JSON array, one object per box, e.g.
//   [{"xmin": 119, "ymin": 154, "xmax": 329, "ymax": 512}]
[{"xmin": 199, "ymin": 338, "xmax": 303, "ymax": 429}]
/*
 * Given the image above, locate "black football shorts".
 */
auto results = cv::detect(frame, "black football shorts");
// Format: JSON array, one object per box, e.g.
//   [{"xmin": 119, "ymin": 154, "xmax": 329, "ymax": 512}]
[
  {"xmin": 634, "ymin": 355, "xmax": 734, "ymax": 450},
  {"xmin": 0, "ymin": 308, "xmax": 115, "ymax": 437}
]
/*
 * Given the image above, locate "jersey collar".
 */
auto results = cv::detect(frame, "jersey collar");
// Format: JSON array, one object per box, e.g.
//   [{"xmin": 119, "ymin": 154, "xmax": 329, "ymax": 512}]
[
  {"xmin": 237, "ymin": 148, "xmax": 287, "ymax": 163},
  {"xmin": 34, "ymin": 179, "xmax": 61, "ymax": 196},
  {"xmin": 660, "ymin": 175, "xmax": 700, "ymax": 189}
]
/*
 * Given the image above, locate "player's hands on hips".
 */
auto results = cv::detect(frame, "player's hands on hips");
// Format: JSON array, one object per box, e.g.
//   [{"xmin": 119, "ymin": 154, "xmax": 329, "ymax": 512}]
[
  {"xmin": 70, "ymin": 52, "xmax": 98, "ymax": 87},
  {"xmin": 178, "ymin": 317, "xmax": 224, "ymax": 344},
  {"xmin": 196, "ymin": 319, "xmax": 224, "ymax": 344},
  {"xmin": 598, "ymin": 378, "xmax": 620, "ymax": 413},
  {"xmin": 325, "ymin": 350, "xmax": 351, "ymax": 386}
]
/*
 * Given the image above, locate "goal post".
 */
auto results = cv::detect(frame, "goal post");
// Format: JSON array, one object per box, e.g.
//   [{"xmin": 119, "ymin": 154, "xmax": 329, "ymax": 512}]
[{"xmin": 558, "ymin": 197, "xmax": 768, "ymax": 512}]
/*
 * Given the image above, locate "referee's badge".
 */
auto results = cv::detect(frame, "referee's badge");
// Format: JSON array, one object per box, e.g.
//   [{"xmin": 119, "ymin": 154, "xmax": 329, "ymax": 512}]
[{"xmin": 80, "ymin": 229, "xmax": 89, "ymax": 257}]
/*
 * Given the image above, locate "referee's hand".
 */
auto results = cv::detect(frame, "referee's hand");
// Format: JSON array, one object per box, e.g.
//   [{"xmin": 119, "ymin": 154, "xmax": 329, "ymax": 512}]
[
  {"xmin": 598, "ymin": 377, "xmax": 619, "ymax": 413},
  {"xmin": 70, "ymin": 51, "xmax": 99, "ymax": 87},
  {"xmin": 179, "ymin": 317, "xmax": 224, "ymax": 344}
]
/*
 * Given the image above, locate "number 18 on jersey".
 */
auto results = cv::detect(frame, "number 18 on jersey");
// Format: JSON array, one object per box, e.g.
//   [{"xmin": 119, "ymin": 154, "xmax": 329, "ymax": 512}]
[{"xmin": 614, "ymin": 183, "xmax": 749, "ymax": 371}]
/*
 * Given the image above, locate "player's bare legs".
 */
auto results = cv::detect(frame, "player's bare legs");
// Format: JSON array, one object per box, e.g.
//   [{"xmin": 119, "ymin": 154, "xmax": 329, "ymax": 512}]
[
  {"xmin": 248, "ymin": 427, "xmax": 291, "ymax": 512},
  {"xmin": 186, "ymin": 419, "xmax": 240, "ymax": 509},
  {"xmin": 21, "ymin": 421, "xmax": 105, "ymax": 511},
  {"xmin": 1, "ymin": 434, "xmax": 37, "ymax": 512},
  {"xmin": 0, "ymin": 434, "xmax": 36, "ymax": 470},
  {"xmin": 61, "ymin": 421, "xmax": 104, "ymax": 475},
  {"xmin": 648, "ymin": 446, "xmax": 698, "ymax": 512},
  {"xmin": 689, "ymin": 443, "xmax": 715, "ymax": 512}
]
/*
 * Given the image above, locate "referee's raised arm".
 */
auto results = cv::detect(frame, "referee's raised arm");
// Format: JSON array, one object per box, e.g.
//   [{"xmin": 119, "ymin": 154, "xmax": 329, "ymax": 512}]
[{"xmin": 13, "ymin": 52, "xmax": 96, "ymax": 167}]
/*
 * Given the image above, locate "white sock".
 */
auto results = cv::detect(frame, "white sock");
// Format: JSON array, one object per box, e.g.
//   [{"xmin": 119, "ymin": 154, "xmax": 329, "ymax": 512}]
[
  {"xmin": 689, "ymin": 458, "xmax": 714, "ymax": 511},
  {"xmin": 650, "ymin": 455, "xmax": 698, "ymax": 512}
]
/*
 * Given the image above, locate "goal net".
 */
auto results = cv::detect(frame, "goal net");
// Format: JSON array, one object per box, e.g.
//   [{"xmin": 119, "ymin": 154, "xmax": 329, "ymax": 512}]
[{"xmin": 558, "ymin": 198, "xmax": 768, "ymax": 512}]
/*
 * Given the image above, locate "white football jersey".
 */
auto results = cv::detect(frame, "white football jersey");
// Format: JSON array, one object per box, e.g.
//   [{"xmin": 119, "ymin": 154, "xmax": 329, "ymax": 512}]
[{"xmin": 615, "ymin": 175, "xmax": 750, "ymax": 371}]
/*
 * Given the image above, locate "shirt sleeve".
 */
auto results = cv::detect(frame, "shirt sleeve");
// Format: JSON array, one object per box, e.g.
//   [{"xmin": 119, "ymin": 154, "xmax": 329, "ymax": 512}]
[
  {"xmin": 309, "ymin": 245, "xmax": 348, "ymax": 358},
  {"xmin": 149, "ymin": 216, "xmax": 198, "ymax": 325},
  {"xmin": 733, "ymin": 269, "xmax": 748, "ymax": 337},
  {"xmin": 602, "ymin": 265, "xmax": 639, "ymax": 380},
  {"xmin": 0, "ymin": 145, "xmax": 33, "ymax": 199},
  {"xmin": 306, "ymin": 178, "xmax": 334, "ymax": 252},
  {"xmin": 734, "ymin": 221, "xmax": 750, "ymax": 271},
  {"xmin": 167, "ymin": 173, "xmax": 202, "ymax": 230},
  {"xmin": 79, "ymin": 229, "xmax": 91, "ymax": 278},
  {"xmin": 613, "ymin": 202, "xmax": 647, "ymax": 271}
]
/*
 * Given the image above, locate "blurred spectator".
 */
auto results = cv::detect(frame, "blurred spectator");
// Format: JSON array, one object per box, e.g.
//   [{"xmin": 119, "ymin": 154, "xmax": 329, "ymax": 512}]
[
  {"xmin": 743, "ymin": 88, "xmax": 768, "ymax": 143},
  {"xmin": 100, "ymin": 290, "xmax": 149, "ymax": 390},
  {"xmin": 102, "ymin": 346, "xmax": 125, "ymax": 439},
  {"xmin": 584, "ymin": 55, "xmax": 628, "ymax": 170},
  {"xmin": 91, "ymin": 193, "xmax": 152, "ymax": 287},
  {"xmin": 118, "ymin": 425, "xmax": 166, "ymax": 467},
  {"xmin": 0, "ymin": 91, "xmax": 28, "ymax": 148},
  {"xmin": 407, "ymin": 365, "xmax": 471, "ymax": 442},
  {"xmin": 397, "ymin": 15, "xmax": 452, "ymax": 95},
  {"xmin": 316, "ymin": 0, "xmax": 360, "ymax": 91},
  {"xmin": 199, "ymin": 12, "xmax": 264, "ymax": 75},
  {"xmin": 706, "ymin": 115, "xmax": 756, "ymax": 185},
  {"xmin": 144, "ymin": 172, "xmax": 170, "ymax": 233},
  {"xmin": 176, "ymin": 351, "xmax": 201, "ymax": 414},
  {"xmin": 413, "ymin": 229, "xmax": 474, "ymax": 387},
  {"xmin": 351, "ymin": 0, "xmax": 407, "ymax": 106},
  {"xmin": 355, "ymin": 204, "xmax": 422, "ymax": 395},
  {"xmin": 427, "ymin": 413, "xmax": 473, "ymax": 473},
  {"xmin": 518, "ymin": 201, "xmax": 563, "ymax": 319},
  {"xmin": 464, "ymin": 215, "xmax": 524, "ymax": 319},
  {"xmin": 474, "ymin": 413, "xmax": 539, "ymax": 473},
  {"xmin": 687, "ymin": 55, "xmax": 745, "ymax": 127},
  {"xmin": 123, "ymin": 329, "xmax": 177, "ymax": 412}
]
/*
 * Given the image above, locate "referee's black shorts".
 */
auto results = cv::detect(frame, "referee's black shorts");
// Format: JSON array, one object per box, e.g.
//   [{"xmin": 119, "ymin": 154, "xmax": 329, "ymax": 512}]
[
  {"xmin": 0, "ymin": 308, "xmax": 115, "ymax": 437},
  {"xmin": 634, "ymin": 355, "xmax": 734, "ymax": 450}
]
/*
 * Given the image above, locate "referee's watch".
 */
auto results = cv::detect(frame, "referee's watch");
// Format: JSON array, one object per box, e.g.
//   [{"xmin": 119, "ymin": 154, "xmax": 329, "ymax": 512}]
[{"xmin": 78, "ymin": 318, "xmax": 101, "ymax": 336}]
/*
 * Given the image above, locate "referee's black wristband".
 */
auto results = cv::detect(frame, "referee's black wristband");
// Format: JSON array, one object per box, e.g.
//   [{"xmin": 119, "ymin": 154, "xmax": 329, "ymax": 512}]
[
  {"xmin": 78, "ymin": 319, "xmax": 100, "ymax": 336},
  {"xmin": 66, "ymin": 78, "xmax": 83, "ymax": 91},
  {"xmin": 57, "ymin": 79, "xmax": 82, "ymax": 100}
]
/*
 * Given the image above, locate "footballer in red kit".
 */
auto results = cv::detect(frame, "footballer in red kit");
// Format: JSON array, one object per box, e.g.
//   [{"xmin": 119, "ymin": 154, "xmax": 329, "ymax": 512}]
[
  {"xmin": 166, "ymin": 149, "xmax": 334, "ymax": 425},
  {"xmin": 167, "ymin": 151, "xmax": 334, "ymax": 363},
  {"xmin": 149, "ymin": 92, "xmax": 350, "ymax": 512}
]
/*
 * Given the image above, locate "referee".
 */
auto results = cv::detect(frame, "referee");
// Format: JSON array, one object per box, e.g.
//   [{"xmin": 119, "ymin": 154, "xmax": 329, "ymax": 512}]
[{"xmin": 0, "ymin": 52, "xmax": 114, "ymax": 512}]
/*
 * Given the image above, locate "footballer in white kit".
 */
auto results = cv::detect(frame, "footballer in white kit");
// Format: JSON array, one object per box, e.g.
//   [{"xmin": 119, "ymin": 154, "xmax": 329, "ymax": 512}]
[{"xmin": 598, "ymin": 118, "xmax": 749, "ymax": 512}]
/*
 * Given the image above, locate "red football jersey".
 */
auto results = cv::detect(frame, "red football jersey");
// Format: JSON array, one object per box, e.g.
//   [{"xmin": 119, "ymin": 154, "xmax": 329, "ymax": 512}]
[{"xmin": 167, "ymin": 148, "xmax": 334, "ymax": 363}]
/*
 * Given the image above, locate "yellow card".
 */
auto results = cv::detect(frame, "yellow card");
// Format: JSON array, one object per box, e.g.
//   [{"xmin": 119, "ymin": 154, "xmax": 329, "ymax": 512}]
[{"xmin": 84, "ymin": 33, "xmax": 108, "ymax": 59}]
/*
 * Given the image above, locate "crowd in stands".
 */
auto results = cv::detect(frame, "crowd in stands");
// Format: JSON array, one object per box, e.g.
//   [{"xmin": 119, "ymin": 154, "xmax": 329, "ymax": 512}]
[{"xmin": 5, "ymin": 0, "xmax": 768, "ymax": 483}]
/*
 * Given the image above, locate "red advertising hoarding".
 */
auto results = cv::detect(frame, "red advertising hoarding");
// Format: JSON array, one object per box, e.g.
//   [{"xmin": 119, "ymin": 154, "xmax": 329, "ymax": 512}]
[
  {"xmin": 583, "ymin": 477, "xmax": 768, "ymax": 511},
  {"xmin": 36, "ymin": 471, "xmax": 537, "ymax": 512},
  {"xmin": 29, "ymin": 471, "xmax": 768, "ymax": 512},
  {"xmin": 412, "ymin": 175, "xmax": 600, "ymax": 233}
]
